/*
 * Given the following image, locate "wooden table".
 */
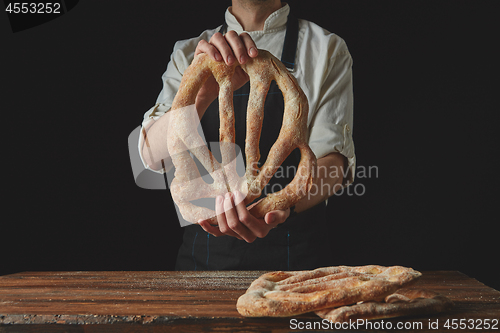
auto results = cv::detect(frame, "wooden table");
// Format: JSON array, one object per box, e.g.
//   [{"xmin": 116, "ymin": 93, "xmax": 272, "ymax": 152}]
[{"xmin": 0, "ymin": 271, "xmax": 499, "ymax": 332}]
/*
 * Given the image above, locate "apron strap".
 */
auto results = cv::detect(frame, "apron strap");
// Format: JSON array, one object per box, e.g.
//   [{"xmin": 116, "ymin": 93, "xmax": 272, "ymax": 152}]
[
  {"xmin": 218, "ymin": 21, "xmax": 227, "ymax": 34},
  {"xmin": 280, "ymin": 12, "xmax": 298, "ymax": 71}
]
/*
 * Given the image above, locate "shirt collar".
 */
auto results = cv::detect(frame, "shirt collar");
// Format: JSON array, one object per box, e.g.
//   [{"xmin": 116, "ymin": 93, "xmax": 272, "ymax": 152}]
[{"xmin": 224, "ymin": 3, "xmax": 290, "ymax": 34}]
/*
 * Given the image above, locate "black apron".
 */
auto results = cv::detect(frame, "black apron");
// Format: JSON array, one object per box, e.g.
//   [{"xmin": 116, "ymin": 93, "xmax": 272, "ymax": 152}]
[{"xmin": 175, "ymin": 13, "xmax": 330, "ymax": 271}]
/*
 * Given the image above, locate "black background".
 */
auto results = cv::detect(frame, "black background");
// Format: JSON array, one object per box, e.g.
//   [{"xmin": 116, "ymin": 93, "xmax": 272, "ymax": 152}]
[{"xmin": 1, "ymin": 1, "xmax": 498, "ymax": 290}]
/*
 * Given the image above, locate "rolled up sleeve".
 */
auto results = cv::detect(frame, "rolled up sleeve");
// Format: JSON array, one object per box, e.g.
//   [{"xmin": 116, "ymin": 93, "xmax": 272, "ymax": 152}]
[
  {"xmin": 138, "ymin": 32, "xmax": 218, "ymax": 172},
  {"xmin": 307, "ymin": 44, "xmax": 356, "ymax": 186},
  {"xmin": 137, "ymin": 40, "xmax": 189, "ymax": 173}
]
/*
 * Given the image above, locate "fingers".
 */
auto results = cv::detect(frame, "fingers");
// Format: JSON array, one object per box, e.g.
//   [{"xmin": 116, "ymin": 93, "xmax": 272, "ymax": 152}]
[
  {"xmin": 233, "ymin": 191, "xmax": 269, "ymax": 239},
  {"xmin": 209, "ymin": 32, "xmax": 237, "ymax": 65},
  {"xmin": 239, "ymin": 32, "xmax": 259, "ymax": 58},
  {"xmin": 224, "ymin": 31, "xmax": 258, "ymax": 65},
  {"xmin": 197, "ymin": 31, "xmax": 258, "ymax": 66},
  {"xmin": 223, "ymin": 192, "xmax": 256, "ymax": 243},
  {"xmin": 224, "ymin": 30, "xmax": 247, "ymax": 64},
  {"xmin": 199, "ymin": 192, "xmax": 291, "ymax": 243},
  {"xmin": 195, "ymin": 39, "xmax": 222, "ymax": 62},
  {"xmin": 215, "ymin": 194, "xmax": 243, "ymax": 240}
]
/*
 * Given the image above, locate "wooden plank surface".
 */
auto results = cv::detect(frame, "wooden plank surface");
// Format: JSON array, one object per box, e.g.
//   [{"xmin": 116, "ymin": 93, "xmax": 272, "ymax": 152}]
[{"xmin": 0, "ymin": 270, "xmax": 499, "ymax": 332}]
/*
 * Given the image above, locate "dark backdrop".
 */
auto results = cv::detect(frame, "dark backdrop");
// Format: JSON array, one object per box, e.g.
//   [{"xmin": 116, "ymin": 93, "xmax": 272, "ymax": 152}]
[{"xmin": 1, "ymin": 1, "xmax": 498, "ymax": 290}]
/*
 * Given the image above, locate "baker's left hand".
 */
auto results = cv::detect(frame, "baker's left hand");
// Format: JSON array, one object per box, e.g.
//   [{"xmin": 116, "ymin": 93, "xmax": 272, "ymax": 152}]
[{"xmin": 198, "ymin": 191, "xmax": 290, "ymax": 243}]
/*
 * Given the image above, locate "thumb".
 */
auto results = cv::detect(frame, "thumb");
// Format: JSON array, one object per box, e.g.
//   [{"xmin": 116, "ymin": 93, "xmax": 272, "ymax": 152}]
[{"xmin": 265, "ymin": 209, "xmax": 289, "ymax": 225}]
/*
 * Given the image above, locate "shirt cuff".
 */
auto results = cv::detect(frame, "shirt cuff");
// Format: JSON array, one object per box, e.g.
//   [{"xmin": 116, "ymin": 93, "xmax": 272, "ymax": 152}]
[
  {"xmin": 138, "ymin": 103, "xmax": 171, "ymax": 174},
  {"xmin": 309, "ymin": 123, "xmax": 356, "ymax": 186}
]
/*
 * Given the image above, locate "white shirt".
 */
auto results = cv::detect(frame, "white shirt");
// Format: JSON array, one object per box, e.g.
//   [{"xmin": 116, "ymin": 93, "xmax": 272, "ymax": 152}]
[{"xmin": 139, "ymin": 4, "xmax": 355, "ymax": 184}]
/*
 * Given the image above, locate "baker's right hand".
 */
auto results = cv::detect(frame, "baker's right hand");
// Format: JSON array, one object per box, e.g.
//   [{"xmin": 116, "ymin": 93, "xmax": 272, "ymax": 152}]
[
  {"xmin": 194, "ymin": 31, "xmax": 259, "ymax": 110},
  {"xmin": 196, "ymin": 30, "xmax": 258, "ymax": 66},
  {"xmin": 198, "ymin": 191, "xmax": 289, "ymax": 243}
]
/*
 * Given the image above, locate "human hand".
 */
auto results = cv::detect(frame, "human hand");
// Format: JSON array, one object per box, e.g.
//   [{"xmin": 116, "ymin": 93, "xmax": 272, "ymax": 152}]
[
  {"xmin": 196, "ymin": 30, "xmax": 259, "ymax": 66},
  {"xmin": 195, "ymin": 31, "xmax": 259, "ymax": 108},
  {"xmin": 198, "ymin": 191, "xmax": 290, "ymax": 243}
]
